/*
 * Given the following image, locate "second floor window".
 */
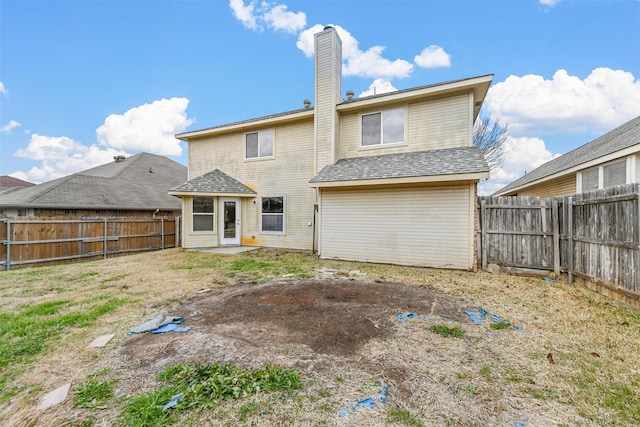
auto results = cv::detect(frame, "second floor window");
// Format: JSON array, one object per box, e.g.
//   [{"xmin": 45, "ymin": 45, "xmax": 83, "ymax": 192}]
[
  {"xmin": 361, "ymin": 107, "xmax": 405, "ymax": 146},
  {"xmin": 246, "ymin": 129, "xmax": 274, "ymax": 159}
]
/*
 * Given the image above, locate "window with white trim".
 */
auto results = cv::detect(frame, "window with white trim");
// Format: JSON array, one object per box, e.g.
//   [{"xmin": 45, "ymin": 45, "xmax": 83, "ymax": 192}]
[
  {"xmin": 261, "ymin": 196, "xmax": 284, "ymax": 233},
  {"xmin": 246, "ymin": 129, "xmax": 274, "ymax": 159},
  {"xmin": 361, "ymin": 107, "xmax": 405, "ymax": 146},
  {"xmin": 192, "ymin": 197, "xmax": 214, "ymax": 232},
  {"xmin": 580, "ymin": 159, "xmax": 627, "ymax": 192}
]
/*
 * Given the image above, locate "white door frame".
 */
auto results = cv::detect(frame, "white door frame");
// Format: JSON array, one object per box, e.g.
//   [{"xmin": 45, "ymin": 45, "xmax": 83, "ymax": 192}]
[{"xmin": 219, "ymin": 197, "xmax": 241, "ymax": 246}]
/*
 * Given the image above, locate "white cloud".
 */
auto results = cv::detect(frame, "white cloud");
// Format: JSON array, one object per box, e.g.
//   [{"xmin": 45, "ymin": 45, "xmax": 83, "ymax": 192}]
[
  {"xmin": 485, "ymin": 68, "xmax": 640, "ymax": 136},
  {"xmin": 229, "ymin": 0, "xmax": 306, "ymax": 33},
  {"xmin": 539, "ymin": 0, "xmax": 559, "ymax": 6},
  {"xmin": 1, "ymin": 120, "xmax": 21, "ymax": 133},
  {"xmin": 479, "ymin": 135, "xmax": 560, "ymax": 195},
  {"xmin": 0, "ymin": 81, "xmax": 6, "ymax": 95},
  {"xmin": 359, "ymin": 79, "xmax": 398, "ymax": 97},
  {"xmin": 263, "ymin": 3, "xmax": 306, "ymax": 34},
  {"xmin": 229, "ymin": 0, "xmax": 258, "ymax": 30},
  {"xmin": 297, "ymin": 24, "xmax": 413, "ymax": 79},
  {"xmin": 12, "ymin": 97, "xmax": 193, "ymax": 183},
  {"xmin": 15, "ymin": 134, "xmax": 88, "ymax": 161},
  {"xmin": 414, "ymin": 45, "xmax": 451, "ymax": 68},
  {"xmin": 96, "ymin": 97, "xmax": 193, "ymax": 156}
]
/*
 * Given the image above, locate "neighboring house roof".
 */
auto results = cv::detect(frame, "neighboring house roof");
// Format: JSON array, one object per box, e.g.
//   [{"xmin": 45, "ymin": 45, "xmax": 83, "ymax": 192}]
[
  {"xmin": 310, "ymin": 147, "xmax": 489, "ymax": 185},
  {"xmin": 169, "ymin": 169, "xmax": 257, "ymax": 196},
  {"xmin": 495, "ymin": 116, "xmax": 640, "ymax": 195},
  {"xmin": 0, "ymin": 152, "xmax": 187, "ymax": 211},
  {"xmin": 0, "ymin": 175, "xmax": 35, "ymax": 189}
]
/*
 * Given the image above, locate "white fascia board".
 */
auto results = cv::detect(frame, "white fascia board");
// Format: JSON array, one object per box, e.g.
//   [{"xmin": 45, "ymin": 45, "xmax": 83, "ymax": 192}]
[
  {"xmin": 310, "ymin": 171, "xmax": 489, "ymax": 188},
  {"xmin": 168, "ymin": 191, "xmax": 256, "ymax": 198},
  {"xmin": 176, "ymin": 110, "xmax": 314, "ymax": 140},
  {"xmin": 337, "ymin": 75, "xmax": 492, "ymax": 113}
]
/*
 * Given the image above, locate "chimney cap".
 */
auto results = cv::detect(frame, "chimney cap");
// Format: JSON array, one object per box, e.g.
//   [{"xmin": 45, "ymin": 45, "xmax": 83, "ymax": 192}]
[
  {"xmin": 303, "ymin": 99, "xmax": 311, "ymax": 109},
  {"xmin": 346, "ymin": 90, "xmax": 354, "ymax": 101}
]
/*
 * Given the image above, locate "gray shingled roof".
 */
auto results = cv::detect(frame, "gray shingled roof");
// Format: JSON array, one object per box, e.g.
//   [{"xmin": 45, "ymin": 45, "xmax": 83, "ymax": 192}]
[
  {"xmin": 496, "ymin": 116, "xmax": 640, "ymax": 195},
  {"xmin": 170, "ymin": 169, "xmax": 256, "ymax": 195},
  {"xmin": 0, "ymin": 153, "xmax": 187, "ymax": 210},
  {"xmin": 310, "ymin": 147, "xmax": 489, "ymax": 183}
]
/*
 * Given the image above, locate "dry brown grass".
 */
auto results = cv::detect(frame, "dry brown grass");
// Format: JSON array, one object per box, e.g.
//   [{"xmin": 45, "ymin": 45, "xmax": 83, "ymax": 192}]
[{"xmin": 1, "ymin": 248, "xmax": 639, "ymax": 426}]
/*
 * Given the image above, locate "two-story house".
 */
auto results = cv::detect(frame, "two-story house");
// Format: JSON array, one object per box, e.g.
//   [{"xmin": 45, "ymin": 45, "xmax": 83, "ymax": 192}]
[{"xmin": 169, "ymin": 26, "xmax": 491, "ymax": 270}]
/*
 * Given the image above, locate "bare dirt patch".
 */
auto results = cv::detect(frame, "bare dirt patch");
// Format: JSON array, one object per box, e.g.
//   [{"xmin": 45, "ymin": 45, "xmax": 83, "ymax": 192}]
[{"xmin": 123, "ymin": 279, "xmax": 471, "ymax": 371}]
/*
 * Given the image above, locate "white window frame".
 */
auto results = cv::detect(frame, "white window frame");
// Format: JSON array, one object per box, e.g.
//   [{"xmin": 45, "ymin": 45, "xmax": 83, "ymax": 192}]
[
  {"xmin": 192, "ymin": 196, "xmax": 215, "ymax": 232},
  {"xmin": 245, "ymin": 129, "xmax": 275, "ymax": 160},
  {"xmin": 260, "ymin": 195, "xmax": 286, "ymax": 234},
  {"xmin": 579, "ymin": 158, "xmax": 629, "ymax": 192},
  {"xmin": 360, "ymin": 107, "xmax": 406, "ymax": 148}
]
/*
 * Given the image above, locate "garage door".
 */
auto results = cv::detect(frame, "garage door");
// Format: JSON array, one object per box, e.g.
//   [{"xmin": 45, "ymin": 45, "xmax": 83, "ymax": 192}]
[{"xmin": 320, "ymin": 185, "xmax": 474, "ymax": 269}]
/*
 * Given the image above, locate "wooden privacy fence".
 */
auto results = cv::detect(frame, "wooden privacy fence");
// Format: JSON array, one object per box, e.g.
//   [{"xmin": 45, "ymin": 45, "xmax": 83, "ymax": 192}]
[
  {"xmin": 0, "ymin": 217, "xmax": 177, "ymax": 270},
  {"xmin": 478, "ymin": 183, "xmax": 640, "ymax": 307}
]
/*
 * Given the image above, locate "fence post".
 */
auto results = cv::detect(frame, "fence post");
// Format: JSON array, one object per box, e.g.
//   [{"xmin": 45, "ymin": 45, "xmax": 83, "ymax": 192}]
[
  {"xmin": 103, "ymin": 218, "xmax": 108, "ymax": 259},
  {"xmin": 161, "ymin": 218, "xmax": 165, "ymax": 250},
  {"xmin": 568, "ymin": 196, "xmax": 574, "ymax": 284},
  {"xmin": 481, "ymin": 198, "xmax": 487, "ymax": 270},
  {"xmin": 6, "ymin": 219, "xmax": 11, "ymax": 271},
  {"xmin": 552, "ymin": 198, "xmax": 560, "ymax": 277}
]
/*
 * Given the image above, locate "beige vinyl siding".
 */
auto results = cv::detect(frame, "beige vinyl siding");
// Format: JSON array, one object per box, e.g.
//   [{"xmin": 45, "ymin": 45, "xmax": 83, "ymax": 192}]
[
  {"xmin": 186, "ymin": 119, "xmax": 316, "ymax": 250},
  {"xmin": 314, "ymin": 28, "xmax": 341, "ymax": 172},
  {"xmin": 319, "ymin": 185, "xmax": 474, "ymax": 269},
  {"xmin": 339, "ymin": 93, "xmax": 471, "ymax": 159},
  {"xmin": 181, "ymin": 196, "xmax": 218, "ymax": 249},
  {"xmin": 514, "ymin": 174, "xmax": 577, "ymax": 200}
]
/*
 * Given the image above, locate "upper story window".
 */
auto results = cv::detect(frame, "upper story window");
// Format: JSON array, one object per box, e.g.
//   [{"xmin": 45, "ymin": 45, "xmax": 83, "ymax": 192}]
[
  {"xmin": 579, "ymin": 159, "xmax": 627, "ymax": 192},
  {"xmin": 192, "ymin": 197, "xmax": 214, "ymax": 232},
  {"xmin": 246, "ymin": 129, "xmax": 274, "ymax": 159},
  {"xmin": 361, "ymin": 107, "xmax": 405, "ymax": 147}
]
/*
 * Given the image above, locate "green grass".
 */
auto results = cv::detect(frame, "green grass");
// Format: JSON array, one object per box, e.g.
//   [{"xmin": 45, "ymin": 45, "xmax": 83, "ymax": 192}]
[
  {"xmin": 0, "ymin": 297, "xmax": 128, "ymax": 404},
  {"xmin": 121, "ymin": 363, "xmax": 302, "ymax": 426},
  {"xmin": 386, "ymin": 407, "xmax": 424, "ymax": 426},
  {"xmin": 490, "ymin": 321, "xmax": 511, "ymax": 330},
  {"xmin": 429, "ymin": 324, "xmax": 465, "ymax": 338},
  {"xmin": 73, "ymin": 378, "xmax": 118, "ymax": 409}
]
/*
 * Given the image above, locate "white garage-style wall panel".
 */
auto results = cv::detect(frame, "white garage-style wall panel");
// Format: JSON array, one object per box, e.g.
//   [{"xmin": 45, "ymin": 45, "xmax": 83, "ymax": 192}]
[{"xmin": 320, "ymin": 185, "xmax": 474, "ymax": 269}]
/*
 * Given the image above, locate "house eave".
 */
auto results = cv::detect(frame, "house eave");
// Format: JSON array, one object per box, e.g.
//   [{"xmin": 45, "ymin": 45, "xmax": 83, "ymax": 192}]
[
  {"xmin": 337, "ymin": 74, "xmax": 493, "ymax": 121},
  {"xmin": 494, "ymin": 145, "xmax": 640, "ymax": 196},
  {"xmin": 176, "ymin": 109, "xmax": 314, "ymax": 141},
  {"xmin": 168, "ymin": 191, "xmax": 257, "ymax": 198},
  {"xmin": 310, "ymin": 171, "xmax": 489, "ymax": 189}
]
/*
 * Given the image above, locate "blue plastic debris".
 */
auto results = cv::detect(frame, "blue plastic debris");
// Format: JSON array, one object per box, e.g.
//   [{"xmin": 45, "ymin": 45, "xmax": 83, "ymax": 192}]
[
  {"xmin": 151, "ymin": 323, "xmax": 191, "ymax": 334},
  {"xmin": 465, "ymin": 307, "xmax": 523, "ymax": 332},
  {"xmin": 162, "ymin": 393, "xmax": 184, "ymax": 411},
  {"xmin": 396, "ymin": 313, "xmax": 418, "ymax": 322},
  {"xmin": 542, "ymin": 277, "xmax": 557, "ymax": 282},
  {"xmin": 514, "ymin": 422, "xmax": 527, "ymax": 427},
  {"xmin": 338, "ymin": 383, "xmax": 388, "ymax": 417}
]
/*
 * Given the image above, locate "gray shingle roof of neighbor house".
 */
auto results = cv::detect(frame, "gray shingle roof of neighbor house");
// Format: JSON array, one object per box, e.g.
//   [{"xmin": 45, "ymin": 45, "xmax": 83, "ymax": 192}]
[
  {"xmin": 495, "ymin": 115, "xmax": 640, "ymax": 195},
  {"xmin": 169, "ymin": 169, "xmax": 257, "ymax": 195},
  {"xmin": 0, "ymin": 152, "xmax": 187, "ymax": 210},
  {"xmin": 310, "ymin": 147, "xmax": 489, "ymax": 184}
]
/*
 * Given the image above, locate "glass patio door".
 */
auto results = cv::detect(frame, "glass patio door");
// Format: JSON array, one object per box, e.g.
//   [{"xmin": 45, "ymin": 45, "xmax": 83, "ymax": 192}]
[{"xmin": 219, "ymin": 198, "xmax": 241, "ymax": 245}]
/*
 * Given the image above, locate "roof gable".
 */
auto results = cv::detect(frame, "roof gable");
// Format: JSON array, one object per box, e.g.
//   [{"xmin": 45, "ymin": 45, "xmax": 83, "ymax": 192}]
[{"xmin": 170, "ymin": 169, "xmax": 256, "ymax": 195}]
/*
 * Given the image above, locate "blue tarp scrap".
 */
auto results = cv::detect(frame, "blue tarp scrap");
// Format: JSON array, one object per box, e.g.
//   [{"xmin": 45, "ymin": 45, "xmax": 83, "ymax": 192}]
[
  {"xmin": 338, "ymin": 383, "xmax": 388, "ymax": 417},
  {"xmin": 162, "ymin": 393, "xmax": 184, "ymax": 411},
  {"xmin": 396, "ymin": 313, "xmax": 439, "ymax": 323},
  {"xmin": 128, "ymin": 313, "xmax": 188, "ymax": 335},
  {"xmin": 465, "ymin": 307, "xmax": 523, "ymax": 332},
  {"xmin": 151, "ymin": 323, "xmax": 191, "ymax": 334}
]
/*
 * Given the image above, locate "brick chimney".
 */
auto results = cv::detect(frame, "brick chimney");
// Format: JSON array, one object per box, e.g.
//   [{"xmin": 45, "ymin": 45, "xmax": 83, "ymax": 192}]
[{"xmin": 314, "ymin": 25, "xmax": 342, "ymax": 174}]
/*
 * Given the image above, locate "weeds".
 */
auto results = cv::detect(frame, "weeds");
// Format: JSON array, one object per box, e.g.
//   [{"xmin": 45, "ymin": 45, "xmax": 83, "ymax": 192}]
[
  {"xmin": 121, "ymin": 363, "xmax": 302, "ymax": 426},
  {"xmin": 386, "ymin": 407, "xmax": 424, "ymax": 426},
  {"xmin": 429, "ymin": 324, "xmax": 465, "ymax": 338}
]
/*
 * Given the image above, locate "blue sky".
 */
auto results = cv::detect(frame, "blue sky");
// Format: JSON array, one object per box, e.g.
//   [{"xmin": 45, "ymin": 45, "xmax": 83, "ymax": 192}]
[{"xmin": 1, "ymin": 0, "xmax": 639, "ymax": 194}]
